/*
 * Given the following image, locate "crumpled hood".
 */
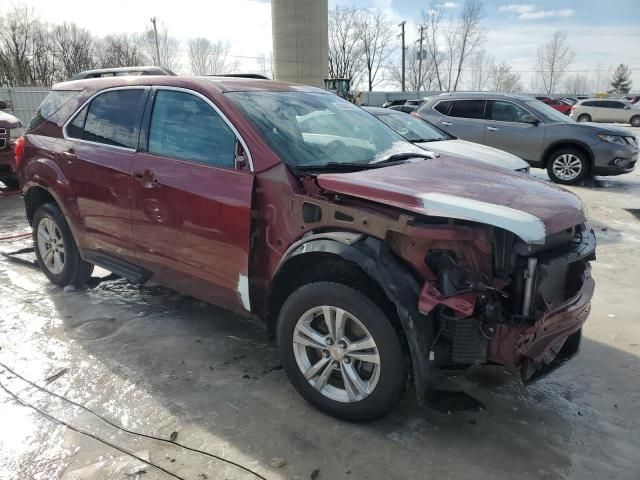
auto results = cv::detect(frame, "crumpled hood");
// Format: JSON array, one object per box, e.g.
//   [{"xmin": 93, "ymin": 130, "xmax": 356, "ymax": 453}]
[
  {"xmin": 415, "ymin": 139, "xmax": 529, "ymax": 171},
  {"xmin": 316, "ymin": 157, "xmax": 586, "ymax": 244}
]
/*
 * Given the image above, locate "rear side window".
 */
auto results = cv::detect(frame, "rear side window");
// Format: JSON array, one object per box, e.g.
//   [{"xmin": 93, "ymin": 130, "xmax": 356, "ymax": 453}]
[
  {"xmin": 608, "ymin": 101, "xmax": 625, "ymax": 109},
  {"xmin": 147, "ymin": 90, "xmax": 236, "ymax": 168},
  {"xmin": 448, "ymin": 100, "xmax": 486, "ymax": 119},
  {"xmin": 28, "ymin": 90, "xmax": 79, "ymax": 131},
  {"xmin": 82, "ymin": 89, "xmax": 145, "ymax": 148},
  {"xmin": 584, "ymin": 101, "xmax": 604, "ymax": 108},
  {"xmin": 434, "ymin": 100, "xmax": 452, "ymax": 114}
]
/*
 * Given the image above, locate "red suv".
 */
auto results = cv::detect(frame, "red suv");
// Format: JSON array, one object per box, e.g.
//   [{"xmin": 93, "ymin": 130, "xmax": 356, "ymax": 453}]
[
  {"xmin": 18, "ymin": 76, "xmax": 596, "ymax": 421},
  {"xmin": 535, "ymin": 96, "xmax": 572, "ymax": 115}
]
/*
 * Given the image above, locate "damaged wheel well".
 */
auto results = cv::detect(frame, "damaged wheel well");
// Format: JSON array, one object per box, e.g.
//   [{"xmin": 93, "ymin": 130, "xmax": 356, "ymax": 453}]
[
  {"xmin": 24, "ymin": 187, "xmax": 56, "ymax": 225},
  {"xmin": 267, "ymin": 252, "xmax": 405, "ymax": 346}
]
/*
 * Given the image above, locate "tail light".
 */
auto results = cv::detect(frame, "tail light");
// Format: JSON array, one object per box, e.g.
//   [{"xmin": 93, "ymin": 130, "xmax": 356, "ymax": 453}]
[
  {"xmin": 14, "ymin": 135, "xmax": 25, "ymax": 171},
  {"xmin": 571, "ymin": 105, "xmax": 576, "ymax": 111}
]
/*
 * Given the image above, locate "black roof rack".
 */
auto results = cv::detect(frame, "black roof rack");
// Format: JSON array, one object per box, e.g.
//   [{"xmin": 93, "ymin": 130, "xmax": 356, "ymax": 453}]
[
  {"xmin": 207, "ymin": 73, "xmax": 270, "ymax": 80},
  {"xmin": 70, "ymin": 66, "xmax": 176, "ymax": 80}
]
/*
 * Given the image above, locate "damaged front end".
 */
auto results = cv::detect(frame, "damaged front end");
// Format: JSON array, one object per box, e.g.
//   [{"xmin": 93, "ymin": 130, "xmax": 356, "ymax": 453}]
[{"xmin": 418, "ymin": 224, "xmax": 596, "ymax": 383}]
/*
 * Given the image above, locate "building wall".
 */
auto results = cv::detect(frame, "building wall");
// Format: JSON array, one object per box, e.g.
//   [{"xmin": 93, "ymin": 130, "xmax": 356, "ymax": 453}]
[{"xmin": 271, "ymin": 0, "xmax": 328, "ymax": 88}]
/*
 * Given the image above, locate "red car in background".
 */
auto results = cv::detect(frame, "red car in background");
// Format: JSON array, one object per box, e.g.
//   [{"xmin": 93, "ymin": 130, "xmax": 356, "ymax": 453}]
[{"xmin": 535, "ymin": 96, "xmax": 572, "ymax": 115}]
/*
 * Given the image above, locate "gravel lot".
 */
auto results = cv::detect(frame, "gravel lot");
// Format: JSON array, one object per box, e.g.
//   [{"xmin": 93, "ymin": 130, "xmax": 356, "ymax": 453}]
[{"xmin": 1, "ymin": 126, "xmax": 638, "ymax": 480}]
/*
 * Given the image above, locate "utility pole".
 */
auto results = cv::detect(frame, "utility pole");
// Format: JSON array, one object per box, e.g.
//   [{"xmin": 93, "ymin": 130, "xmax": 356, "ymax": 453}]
[
  {"xmin": 398, "ymin": 21, "xmax": 406, "ymax": 92},
  {"xmin": 416, "ymin": 25, "xmax": 425, "ymax": 97},
  {"xmin": 150, "ymin": 17, "xmax": 161, "ymax": 67}
]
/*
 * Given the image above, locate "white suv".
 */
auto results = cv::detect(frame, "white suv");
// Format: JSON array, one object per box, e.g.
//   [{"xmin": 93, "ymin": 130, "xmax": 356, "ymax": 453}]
[{"xmin": 570, "ymin": 99, "xmax": 640, "ymax": 127}]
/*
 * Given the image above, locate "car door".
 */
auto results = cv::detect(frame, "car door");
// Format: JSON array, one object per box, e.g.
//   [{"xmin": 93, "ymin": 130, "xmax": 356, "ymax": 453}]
[
  {"xmin": 437, "ymin": 99, "xmax": 487, "ymax": 143},
  {"xmin": 60, "ymin": 87, "xmax": 148, "ymax": 253},
  {"xmin": 599, "ymin": 101, "xmax": 617, "ymax": 122},
  {"xmin": 483, "ymin": 100, "xmax": 544, "ymax": 163},
  {"xmin": 610, "ymin": 101, "xmax": 630, "ymax": 123},
  {"xmin": 129, "ymin": 87, "xmax": 254, "ymax": 313}
]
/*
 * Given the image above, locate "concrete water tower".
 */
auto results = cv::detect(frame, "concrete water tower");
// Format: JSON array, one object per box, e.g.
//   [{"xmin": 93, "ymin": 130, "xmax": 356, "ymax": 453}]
[{"xmin": 271, "ymin": 0, "xmax": 328, "ymax": 87}]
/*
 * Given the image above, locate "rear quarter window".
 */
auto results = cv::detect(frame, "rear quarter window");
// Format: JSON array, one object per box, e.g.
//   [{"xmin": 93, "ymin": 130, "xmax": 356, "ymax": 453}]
[
  {"xmin": 28, "ymin": 91, "xmax": 80, "ymax": 131},
  {"xmin": 433, "ymin": 100, "xmax": 452, "ymax": 115}
]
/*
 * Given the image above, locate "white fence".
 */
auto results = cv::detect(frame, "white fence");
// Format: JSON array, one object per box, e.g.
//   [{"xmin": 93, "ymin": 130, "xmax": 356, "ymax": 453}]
[{"xmin": 0, "ymin": 87, "xmax": 50, "ymax": 131}]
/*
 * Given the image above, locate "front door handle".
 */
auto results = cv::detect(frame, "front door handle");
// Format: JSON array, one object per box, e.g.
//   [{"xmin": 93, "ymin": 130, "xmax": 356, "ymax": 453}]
[
  {"xmin": 486, "ymin": 126, "xmax": 499, "ymax": 131},
  {"xmin": 441, "ymin": 121, "xmax": 453, "ymax": 126},
  {"xmin": 133, "ymin": 170, "xmax": 159, "ymax": 188}
]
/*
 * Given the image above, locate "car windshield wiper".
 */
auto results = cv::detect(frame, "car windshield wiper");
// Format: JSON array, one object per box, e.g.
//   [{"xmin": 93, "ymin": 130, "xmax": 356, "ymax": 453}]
[
  {"xmin": 371, "ymin": 152, "xmax": 433, "ymax": 164},
  {"xmin": 295, "ymin": 162, "xmax": 374, "ymax": 172},
  {"xmin": 410, "ymin": 138, "xmax": 445, "ymax": 143}
]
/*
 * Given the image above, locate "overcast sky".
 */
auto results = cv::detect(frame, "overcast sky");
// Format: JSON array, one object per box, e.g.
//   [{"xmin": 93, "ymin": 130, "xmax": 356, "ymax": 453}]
[{"xmin": 2, "ymin": 0, "xmax": 639, "ymax": 91}]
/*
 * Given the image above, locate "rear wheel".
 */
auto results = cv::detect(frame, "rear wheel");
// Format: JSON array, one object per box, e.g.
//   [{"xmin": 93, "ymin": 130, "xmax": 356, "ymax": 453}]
[
  {"xmin": 631, "ymin": 116, "xmax": 640, "ymax": 127},
  {"xmin": 547, "ymin": 148, "xmax": 589, "ymax": 185},
  {"xmin": 577, "ymin": 114, "xmax": 591, "ymax": 122},
  {"xmin": 277, "ymin": 282, "xmax": 406, "ymax": 422},
  {"xmin": 32, "ymin": 203, "xmax": 94, "ymax": 287}
]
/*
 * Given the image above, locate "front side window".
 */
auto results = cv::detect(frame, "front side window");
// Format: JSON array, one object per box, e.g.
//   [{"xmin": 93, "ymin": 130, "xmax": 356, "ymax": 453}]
[
  {"xmin": 148, "ymin": 90, "xmax": 236, "ymax": 168},
  {"xmin": 227, "ymin": 91, "xmax": 424, "ymax": 168},
  {"xmin": 448, "ymin": 100, "xmax": 486, "ymax": 119},
  {"xmin": 490, "ymin": 100, "xmax": 530, "ymax": 123},
  {"xmin": 376, "ymin": 112, "xmax": 451, "ymax": 142},
  {"xmin": 83, "ymin": 89, "xmax": 145, "ymax": 148}
]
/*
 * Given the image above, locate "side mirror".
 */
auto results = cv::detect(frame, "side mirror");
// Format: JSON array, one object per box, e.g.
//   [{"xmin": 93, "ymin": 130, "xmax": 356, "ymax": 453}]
[
  {"xmin": 521, "ymin": 114, "xmax": 539, "ymax": 125},
  {"xmin": 0, "ymin": 100, "xmax": 8, "ymax": 110}
]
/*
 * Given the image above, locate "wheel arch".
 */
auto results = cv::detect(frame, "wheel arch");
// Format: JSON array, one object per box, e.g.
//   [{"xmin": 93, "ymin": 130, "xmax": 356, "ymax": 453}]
[
  {"xmin": 24, "ymin": 185, "xmax": 58, "ymax": 225},
  {"xmin": 541, "ymin": 140, "xmax": 594, "ymax": 170},
  {"xmin": 267, "ymin": 232, "xmax": 436, "ymax": 404}
]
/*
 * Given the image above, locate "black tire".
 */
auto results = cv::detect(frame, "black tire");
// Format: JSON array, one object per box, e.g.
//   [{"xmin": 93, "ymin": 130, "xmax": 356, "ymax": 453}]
[
  {"xmin": 1, "ymin": 176, "xmax": 19, "ymax": 190},
  {"xmin": 546, "ymin": 148, "xmax": 589, "ymax": 185},
  {"xmin": 277, "ymin": 282, "xmax": 406, "ymax": 422},
  {"xmin": 630, "ymin": 115, "xmax": 640, "ymax": 128},
  {"xmin": 32, "ymin": 203, "xmax": 94, "ymax": 287},
  {"xmin": 577, "ymin": 114, "xmax": 591, "ymax": 122}
]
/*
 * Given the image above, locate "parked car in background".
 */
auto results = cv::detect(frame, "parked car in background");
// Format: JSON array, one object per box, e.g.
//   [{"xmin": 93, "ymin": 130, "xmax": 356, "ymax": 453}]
[
  {"xmin": 621, "ymin": 95, "xmax": 640, "ymax": 104},
  {"xmin": 535, "ymin": 96, "xmax": 572, "ymax": 115},
  {"xmin": 364, "ymin": 107, "xmax": 529, "ymax": 173},
  {"xmin": 0, "ymin": 100, "xmax": 22, "ymax": 189},
  {"xmin": 417, "ymin": 92, "xmax": 638, "ymax": 184},
  {"xmin": 18, "ymin": 76, "xmax": 596, "ymax": 421},
  {"xmin": 570, "ymin": 99, "xmax": 640, "ymax": 127},
  {"xmin": 382, "ymin": 99, "xmax": 406, "ymax": 108},
  {"xmin": 560, "ymin": 97, "xmax": 577, "ymax": 105},
  {"xmin": 388, "ymin": 104, "xmax": 417, "ymax": 113},
  {"xmin": 405, "ymin": 99, "xmax": 426, "ymax": 107}
]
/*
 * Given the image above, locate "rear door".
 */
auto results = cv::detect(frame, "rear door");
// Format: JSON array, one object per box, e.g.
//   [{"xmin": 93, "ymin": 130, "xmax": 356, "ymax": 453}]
[
  {"xmin": 609, "ymin": 101, "xmax": 630, "ymax": 123},
  {"xmin": 483, "ymin": 100, "xmax": 544, "ymax": 163},
  {"xmin": 60, "ymin": 87, "xmax": 148, "ymax": 253},
  {"xmin": 129, "ymin": 87, "xmax": 254, "ymax": 312},
  {"xmin": 437, "ymin": 99, "xmax": 487, "ymax": 143}
]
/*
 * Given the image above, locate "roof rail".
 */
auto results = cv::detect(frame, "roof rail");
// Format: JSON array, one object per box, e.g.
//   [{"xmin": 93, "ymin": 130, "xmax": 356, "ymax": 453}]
[
  {"xmin": 70, "ymin": 66, "xmax": 176, "ymax": 80},
  {"xmin": 207, "ymin": 74, "xmax": 270, "ymax": 80}
]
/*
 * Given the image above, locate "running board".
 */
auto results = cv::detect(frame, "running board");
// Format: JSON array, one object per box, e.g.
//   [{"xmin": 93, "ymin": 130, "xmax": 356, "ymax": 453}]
[{"xmin": 81, "ymin": 250, "xmax": 151, "ymax": 284}]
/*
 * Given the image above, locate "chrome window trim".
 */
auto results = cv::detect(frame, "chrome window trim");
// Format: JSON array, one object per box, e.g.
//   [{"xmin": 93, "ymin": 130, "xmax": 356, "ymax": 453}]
[
  {"xmin": 151, "ymin": 86, "xmax": 255, "ymax": 172},
  {"xmin": 62, "ymin": 86, "xmax": 148, "ymax": 152}
]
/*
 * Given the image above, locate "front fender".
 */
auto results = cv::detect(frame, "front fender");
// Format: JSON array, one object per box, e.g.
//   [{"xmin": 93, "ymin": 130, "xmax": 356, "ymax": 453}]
[{"xmin": 275, "ymin": 233, "xmax": 437, "ymax": 405}]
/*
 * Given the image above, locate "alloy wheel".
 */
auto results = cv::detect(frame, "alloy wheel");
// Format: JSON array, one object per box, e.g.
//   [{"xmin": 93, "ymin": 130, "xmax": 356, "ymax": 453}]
[
  {"xmin": 292, "ymin": 305, "xmax": 381, "ymax": 403},
  {"xmin": 552, "ymin": 153, "xmax": 583, "ymax": 181},
  {"xmin": 37, "ymin": 217, "xmax": 66, "ymax": 275}
]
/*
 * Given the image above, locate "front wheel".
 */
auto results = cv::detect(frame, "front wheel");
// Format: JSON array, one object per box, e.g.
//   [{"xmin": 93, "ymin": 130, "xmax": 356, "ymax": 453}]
[
  {"xmin": 547, "ymin": 148, "xmax": 589, "ymax": 185},
  {"xmin": 32, "ymin": 203, "xmax": 94, "ymax": 287},
  {"xmin": 277, "ymin": 282, "xmax": 407, "ymax": 421}
]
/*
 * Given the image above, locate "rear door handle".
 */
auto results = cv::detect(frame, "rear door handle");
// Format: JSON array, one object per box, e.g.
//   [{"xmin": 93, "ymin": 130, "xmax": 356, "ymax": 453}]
[
  {"xmin": 441, "ymin": 121, "xmax": 453, "ymax": 126},
  {"xmin": 486, "ymin": 126, "xmax": 499, "ymax": 131},
  {"xmin": 61, "ymin": 149, "xmax": 77, "ymax": 163}
]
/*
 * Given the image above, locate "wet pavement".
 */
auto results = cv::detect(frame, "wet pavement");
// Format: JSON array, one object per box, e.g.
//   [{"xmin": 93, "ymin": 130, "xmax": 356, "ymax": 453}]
[{"xmin": 1, "ymin": 128, "xmax": 639, "ymax": 479}]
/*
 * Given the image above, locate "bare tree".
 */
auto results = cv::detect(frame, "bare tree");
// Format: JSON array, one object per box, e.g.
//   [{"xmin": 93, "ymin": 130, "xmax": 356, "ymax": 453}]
[
  {"xmin": 29, "ymin": 23, "xmax": 57, "ymax": 86},
  {"xmin": 488, "ymin": 61, "xmax": 522, "ymax": 93},
  {"xmin": 140, "ymin": 21, "xmax": 180, "ymax": 71},
  {"xmin": 328, "ymin": 6, "xmax": 365, "ymax": 90},
  {"xmin": 188, "ymin": 37, "xmax": 238, "ymax": 75},
  {"xmin": 422, "ymin": 0, "xmax": 485, "ymax": 92},
  {"xmin": 564, "ymin": 73, "xmax": 591, "ymax": 95},
  {"xmin": 96, "ymin": 34, "xmax": 145, "ymax": 68},
  {"xmin": 52, "ymin": 23, "xmax": 95, "ymax": 80},
  {"xmin": 391, "ymin": 45, "xmax": 437, "ymax": 92},
  {"xmin": 469, "ymin": 49, "xmax": 492, "ymax": 91},
  {"xmin": 0, "ymin": 6, "xmax": 37, "ymax": 85},
  {"xmin": 358, "ymin": 10, "xmax": 396, "ymax": 91},
  {"xmin": 535, "ymin": 31, "xmax": 575, "ymax": 94}
]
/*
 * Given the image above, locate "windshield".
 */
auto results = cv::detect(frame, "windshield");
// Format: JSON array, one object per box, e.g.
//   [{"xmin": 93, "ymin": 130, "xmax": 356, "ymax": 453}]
[
  {"xmin": 226, "ymin": 91, "xmax": 426, "ymax": 168},
  {"xmin": 374, "ymin": 112, "xmax": 451, "ymax": 142},
  {"xmin": 525, "ymin": 100, "xmax": 575, "ymax": 124}
]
